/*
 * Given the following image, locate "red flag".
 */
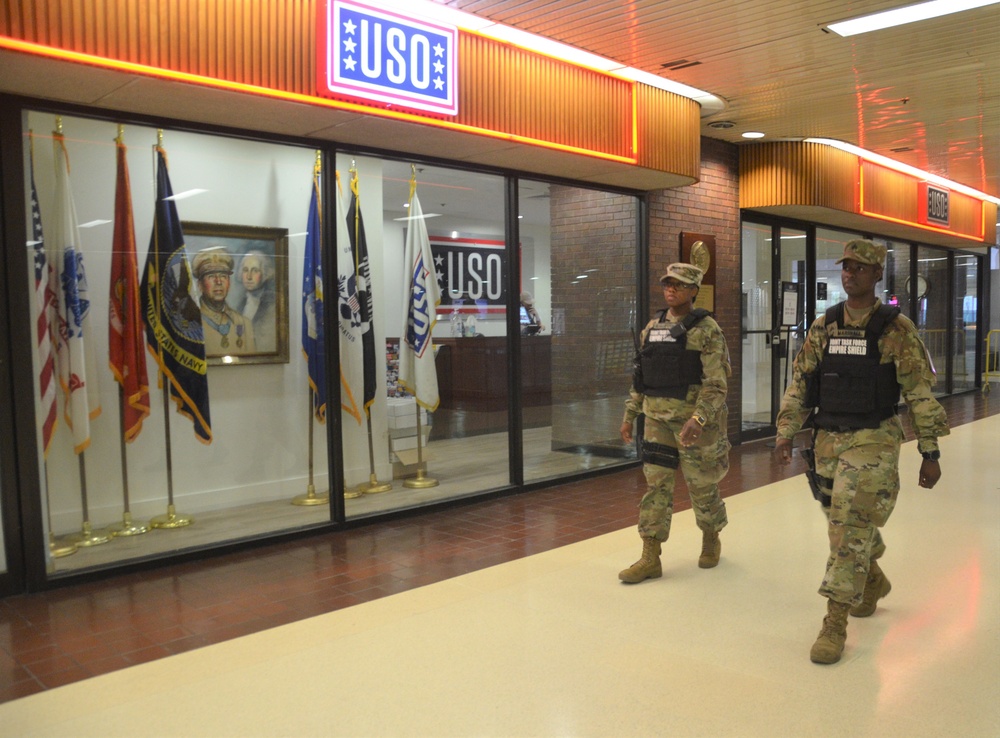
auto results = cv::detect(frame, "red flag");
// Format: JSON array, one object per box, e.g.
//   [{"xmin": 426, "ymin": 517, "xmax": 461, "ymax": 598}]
[{"xmin": 108, "ymin": 139, "xmax": 150, "ymax": 441}]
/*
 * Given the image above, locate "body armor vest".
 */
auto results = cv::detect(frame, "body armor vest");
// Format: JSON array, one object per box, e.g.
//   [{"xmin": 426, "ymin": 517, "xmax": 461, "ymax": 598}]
[
  {"xmin": 635, "ymin": 309, "xmax": 709, "ymax": 399},
  {"xmin": 807, "ymin": 303, "xmax": 901, "ymax": 430}
]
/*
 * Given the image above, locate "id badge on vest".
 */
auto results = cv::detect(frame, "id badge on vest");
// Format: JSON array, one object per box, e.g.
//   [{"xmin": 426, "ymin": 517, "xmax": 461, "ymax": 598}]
[{"xmin": 647, "ymin": 328, "xmax": 675, "ymax": 343}]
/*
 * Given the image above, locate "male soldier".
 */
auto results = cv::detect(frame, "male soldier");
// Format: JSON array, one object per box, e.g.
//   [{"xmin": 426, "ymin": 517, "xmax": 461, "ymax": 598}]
[
  {"xmin": 619, "ymin": 263, "xmax": 731, "ymax": 583},
  {"xmin": 192, "ymin": 249, "xmax": 256, "ymax": 356},
  {"xmin": 773, "ymin": 239, "xmax": 948, "ymax": 664}
]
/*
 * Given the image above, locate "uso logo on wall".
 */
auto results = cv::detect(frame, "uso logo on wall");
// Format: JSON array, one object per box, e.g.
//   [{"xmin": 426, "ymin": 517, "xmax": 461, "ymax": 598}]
[
  {"xmin": 430, "ymin": 236, "xmax": 507, "ymax": 314},
  {"xmin": 320, "ymin": 0, "xmax": 458, "ymax": 116}
]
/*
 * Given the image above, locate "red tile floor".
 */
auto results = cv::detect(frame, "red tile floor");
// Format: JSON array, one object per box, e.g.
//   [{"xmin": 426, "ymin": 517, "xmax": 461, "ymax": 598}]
[{"xmin": 1, "ymin": 390, "xmax": 995, "ymax": 704}]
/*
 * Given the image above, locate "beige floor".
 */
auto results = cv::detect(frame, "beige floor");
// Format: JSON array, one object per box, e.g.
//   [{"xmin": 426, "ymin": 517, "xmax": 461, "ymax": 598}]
[{"xmin": 7, "ymin": 416, "xmax": 999, "ymax": 737}]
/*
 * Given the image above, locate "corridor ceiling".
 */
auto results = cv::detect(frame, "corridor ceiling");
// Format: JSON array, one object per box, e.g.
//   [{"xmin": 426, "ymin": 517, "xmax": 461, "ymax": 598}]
[{"xmin": 448, "ymin": 0, "xmax": 1000, "ymax": 200}]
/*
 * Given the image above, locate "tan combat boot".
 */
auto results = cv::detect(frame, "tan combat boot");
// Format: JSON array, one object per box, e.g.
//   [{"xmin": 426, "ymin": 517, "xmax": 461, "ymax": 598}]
[
  {"xmin": 850, "ymin": 560, "xmax": 891, "ymax": 617},
  {"xmin": 619, "ymin": 537, "xmax": 662, "ymax": 583},
  {"xmin": 698, "ymin": 529, "xmax": 721, "ymax": 569},
  {"xmin": 810, "ymin": 600, "xmax": 851, "ymax": 664}
]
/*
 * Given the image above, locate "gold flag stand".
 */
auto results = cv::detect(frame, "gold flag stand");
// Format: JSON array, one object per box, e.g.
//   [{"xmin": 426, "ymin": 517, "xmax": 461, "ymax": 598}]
[
  {"xmin": 43, "ymin": 465, "xmax": 77, "ymax": 558},
  {"xmin": 149, "ymin": 130, "xmax": 192, "ymax": 530},
  {"xmin": 64, "ymin": 452, "xmax": 111, "ymax": 547},
  {"xmin": 403, "ymin": 408, "xmax": 437, "ymax": 488},
  {"xmin": 108, "ymin": 386, "xmax": 150, "ymax": 536},
  {"xmin": 293, "ymin": 387, "xmax": 330, "ymax": 505}
]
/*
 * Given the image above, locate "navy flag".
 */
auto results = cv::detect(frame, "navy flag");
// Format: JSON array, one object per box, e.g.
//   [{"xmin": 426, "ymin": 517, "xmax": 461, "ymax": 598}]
[
  {"xmin": 347, "ymin": 172, "xmax": 377, "ymax": 416},
  {"xmin": 139, "ymin": 147, "xmax": 212, "ymax": 444}
]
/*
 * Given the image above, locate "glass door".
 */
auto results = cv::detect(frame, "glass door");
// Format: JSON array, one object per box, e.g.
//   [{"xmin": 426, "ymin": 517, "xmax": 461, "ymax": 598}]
[{"xmin": 740, "ymin": 222, "xmax": 808, "ymax": 440}]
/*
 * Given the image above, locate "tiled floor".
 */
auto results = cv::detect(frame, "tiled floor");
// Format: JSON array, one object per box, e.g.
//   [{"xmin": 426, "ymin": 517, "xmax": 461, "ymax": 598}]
[{"xmin": 0, "ymin": 390, "xmax": 995, "ymax": 707}]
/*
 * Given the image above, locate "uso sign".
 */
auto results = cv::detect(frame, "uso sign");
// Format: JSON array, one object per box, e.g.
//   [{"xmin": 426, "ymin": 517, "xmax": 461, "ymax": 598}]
[{"xmin": 321, "ymin": 0, "xmax": 458, "ymax": 116}]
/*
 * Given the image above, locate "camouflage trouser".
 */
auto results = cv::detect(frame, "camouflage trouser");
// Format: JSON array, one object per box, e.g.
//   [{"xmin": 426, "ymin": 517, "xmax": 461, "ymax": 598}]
[
  {"xmin": 637, "ymin": 414, "xmax": 730, "ymax": 541},
  {"xmin": 814, "ymin": 421, "xmax": 902, "ymax": 606}
]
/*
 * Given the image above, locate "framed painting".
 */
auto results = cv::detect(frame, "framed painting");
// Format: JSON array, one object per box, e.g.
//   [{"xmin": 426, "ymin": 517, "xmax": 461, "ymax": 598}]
[{"xmin": 182, "ymin": 221, "xmax": 290, "ymax": 366}]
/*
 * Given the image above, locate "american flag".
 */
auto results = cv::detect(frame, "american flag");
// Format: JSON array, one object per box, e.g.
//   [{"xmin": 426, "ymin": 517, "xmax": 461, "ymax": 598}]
[{"xmin": 29, "ymin": 147, "xmax": 58, "ymax": 457}]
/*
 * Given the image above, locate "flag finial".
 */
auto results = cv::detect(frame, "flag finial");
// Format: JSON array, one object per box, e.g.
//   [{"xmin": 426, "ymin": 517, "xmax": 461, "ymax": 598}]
[
  {"xmin": 116, "ymin": 124, "xmax": 124, "ymax": 145},
  {"xmin": 157, "ymin": 128, "xmax": 163, "ymax": 147},
  {"xmin": 55, "ymin": 116, "xmax": 63, "ymax": 134}
]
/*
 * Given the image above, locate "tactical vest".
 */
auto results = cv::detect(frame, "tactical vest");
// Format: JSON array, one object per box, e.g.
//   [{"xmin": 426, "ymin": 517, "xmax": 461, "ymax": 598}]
[
  {"xmin": 807, "ymin": 302, "xmax": 901, "ymax": 430},
  {"xmin": 636, "ymin": 308, "xmax": 709, "ymax": 399}
]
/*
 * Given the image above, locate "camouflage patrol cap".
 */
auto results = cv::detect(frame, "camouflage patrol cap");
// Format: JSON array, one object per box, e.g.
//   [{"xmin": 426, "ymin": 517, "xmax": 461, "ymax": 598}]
[
  {"xmin": 659, "ymin": 263, "xmax": 704, "ymax": 286},
  {"xmin": 835, "ymin": 240, "xmax": 886, "ymax": 268},
  {"xmin": 192, "ymin": 250, "xmax": 234, "ymax": 279}
]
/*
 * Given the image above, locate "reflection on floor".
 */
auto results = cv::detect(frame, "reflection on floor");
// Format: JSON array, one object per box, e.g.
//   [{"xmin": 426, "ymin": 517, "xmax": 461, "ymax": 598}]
[
  {"xmin": 50, "ymin": 425, "xmax": 631, "ymax": 574},
  {"xmin": 2, "ymin": 410, "xmax": 997, "ymax": 736}
]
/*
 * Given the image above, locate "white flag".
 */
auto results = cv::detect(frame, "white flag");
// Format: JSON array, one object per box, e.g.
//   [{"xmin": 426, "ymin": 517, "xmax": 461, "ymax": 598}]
[
  {"xmin": 52, "ymin": 132, "xmax": 102, "ymax": 453},
  {"xmin": 335, "ymin": 172, "xmax": 363, "ymax": 424},
  {"xmin": 398, "ymin": 187, "xmax": 441, "ymax": 410}
]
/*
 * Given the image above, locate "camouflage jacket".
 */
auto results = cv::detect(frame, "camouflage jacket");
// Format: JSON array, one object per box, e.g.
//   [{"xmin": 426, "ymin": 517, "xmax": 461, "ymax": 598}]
[
  {"xmin": 623, "ymin": 311, "xmax": 731, "ymax": 428},
  {"xmin": 776, "ymin": 300, "xmax": 949, "ymax": 453}
]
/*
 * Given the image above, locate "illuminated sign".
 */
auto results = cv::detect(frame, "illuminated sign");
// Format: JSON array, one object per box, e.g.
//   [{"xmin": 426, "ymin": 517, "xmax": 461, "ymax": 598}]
[
  {"xmin": 323, "ymin": 0, "xmax": 458, "ymax": 116},
  {"xmin": 919, "ymin": 182, "xmax": 950, "ymax": 226}
]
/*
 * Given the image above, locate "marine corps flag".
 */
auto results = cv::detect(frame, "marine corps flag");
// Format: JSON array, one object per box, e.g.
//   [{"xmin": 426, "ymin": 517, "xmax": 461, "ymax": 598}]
[
  {"xmin": 109, "ymin": 136, "xmax": 150, "ymax": 442},
  {"xmin": 335, "ymin": 171, "xmax": 363, "ymax": 424},
  {"xmin": 139, "ymin": 147, "xmax": 212, "ymax": 444},
  {"xmin": 302, "ymin": 162, "xmax": 327, "ymax": 423},
  {"xmin": 398, "ymin": 179, "xmax": 441, "ymax": 411},
  {"xmin": 29, "ymin": 139, "xmax": 59, "ymax": 457},
  {"xmin": 52, "ymin": 131, "xmax": 102, "ymax": 454},
  {"xmin": 347, "ymin": 171, "xmax": 377, "ymax": 417}
]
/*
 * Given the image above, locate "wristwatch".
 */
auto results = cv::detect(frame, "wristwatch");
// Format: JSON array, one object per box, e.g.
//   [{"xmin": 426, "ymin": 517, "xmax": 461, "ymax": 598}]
[
  {"xmin": 920, "ymin": 450, "xmax": 940, "ymax": 461},
  {"xmin": 692, "ymin": 413, "xmax": 708, "ymax": 427}
]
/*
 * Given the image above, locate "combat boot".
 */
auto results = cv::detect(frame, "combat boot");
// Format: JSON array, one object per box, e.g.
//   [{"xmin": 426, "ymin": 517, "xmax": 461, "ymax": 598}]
[
  {"xmin": 810, "ymin": 600, "xmax": 851, "ymax": 664},
  {"xmin": 619, "ymin": 537, "xmax": 662, "ymax": 583},
  {"xmin": 850, "ymin": 560, "xmax": 891, "ymax": 617},
  {"xmin": 698, "ymin": 529, "xmax": 721, "ymax": 568}
]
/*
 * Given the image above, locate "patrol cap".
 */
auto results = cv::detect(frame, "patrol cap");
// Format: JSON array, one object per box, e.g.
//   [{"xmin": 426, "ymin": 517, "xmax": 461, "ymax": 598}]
[
  {"xmin": 659, "ymin": 263, "xmax": 704, "ymax": 286},
  {"xmin": 835, "ymin": 239, "xmax": 886, "ymax": 268},
  {"xmin": 192, "ymin": 249, "xmax": 234, "ymax": 279}
]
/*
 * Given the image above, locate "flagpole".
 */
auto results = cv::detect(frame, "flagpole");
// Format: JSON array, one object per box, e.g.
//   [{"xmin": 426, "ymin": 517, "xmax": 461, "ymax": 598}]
[
  {"xmin": 148, "ymin": 130, "xmax": 193, "ymax": 530},
  {"xmin": 350, "ymin": 164, "xmax": 391, "ymax": 495},
  {"xmin": 64, "ymin": 452, "xmax": 111, "ymax": 546},
  {"xmin": 293, "ymin": 386, "xmax": 330, "ymax": 505},
  {"xmin": 108, "ymin": 125, "xmax": 149, "ymax": 537}
]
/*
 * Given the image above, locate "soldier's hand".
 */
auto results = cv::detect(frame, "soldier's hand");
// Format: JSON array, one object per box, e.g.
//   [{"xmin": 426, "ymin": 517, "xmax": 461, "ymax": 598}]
[
  {"xmin": 678, "ymin": 418, "xmax": 703, "ymax": 448},
  {"xmin": 918, "ymin": 459, "xmax": 941, "ymax": 489},
  {"xmin": 620, "ymin": 421, "xmax": 633, "ymax": 444},
  {"xmin": 773, "ymin": 437, "xmax": 793, "ymax": 466}
]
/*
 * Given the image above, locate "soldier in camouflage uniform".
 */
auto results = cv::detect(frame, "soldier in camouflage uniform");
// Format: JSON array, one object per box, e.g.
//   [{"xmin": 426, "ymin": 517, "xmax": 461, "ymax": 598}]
[
  {"xmin": 774, "ymin": 240, "xmax": 948, "ymax": 664},
  {"xmin": 619, "ymin": 263, "xmax": 731, "ymax": 584}
]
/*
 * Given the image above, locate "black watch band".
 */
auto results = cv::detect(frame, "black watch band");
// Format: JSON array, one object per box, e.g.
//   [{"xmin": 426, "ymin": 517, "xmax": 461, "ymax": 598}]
[{"xmin": 920, "ymin": 450, "xmax": 940, "ymax": 461}]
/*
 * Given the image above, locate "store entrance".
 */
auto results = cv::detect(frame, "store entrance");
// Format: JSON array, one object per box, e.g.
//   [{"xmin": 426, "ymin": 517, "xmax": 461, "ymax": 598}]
[{"xmin": 740, "ymin": 222, "xmax": 809, "ymax": 441}]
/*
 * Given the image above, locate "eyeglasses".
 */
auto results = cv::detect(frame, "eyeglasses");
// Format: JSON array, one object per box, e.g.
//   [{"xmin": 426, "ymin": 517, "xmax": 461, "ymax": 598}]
[{"xmin": 662, "ymin": 281, "xmax": 694, "ymax": 291}]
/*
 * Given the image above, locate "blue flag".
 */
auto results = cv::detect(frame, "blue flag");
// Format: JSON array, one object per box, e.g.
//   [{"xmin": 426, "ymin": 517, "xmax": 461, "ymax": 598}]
[
  {"xmin": 139, "ymin": 147, "xmax": 212, "ymax": 444},
  {"xmin": 302, "ymin": 166, "xmax": 326, "ymax": 423},
  {"xmin": 347, "ymin": 174, "xmax": 377, "ymax": 416}
]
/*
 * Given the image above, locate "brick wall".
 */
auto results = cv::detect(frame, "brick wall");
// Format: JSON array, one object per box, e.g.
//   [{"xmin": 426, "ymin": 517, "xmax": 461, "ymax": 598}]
[{"xmin": 648, "ymin": 137, "xmax": 741, "ymax": 442}]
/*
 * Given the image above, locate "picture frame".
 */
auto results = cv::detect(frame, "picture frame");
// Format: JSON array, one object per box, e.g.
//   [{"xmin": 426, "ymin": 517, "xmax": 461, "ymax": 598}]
[{"xmin": 182, "ymin": 221, "xmax": 290, "ymax": 366}]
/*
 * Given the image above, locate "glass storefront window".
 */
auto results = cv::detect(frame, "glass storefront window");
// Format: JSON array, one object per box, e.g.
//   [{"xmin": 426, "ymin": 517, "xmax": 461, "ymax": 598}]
[
  {"xmin": 335, "ymin": 155, "xmax": 511, "ymax": 515},
  {"xmin": 741, "ymin": 222, "xmax": 772, "ymax": 433},
  {"xmin": 917, "ymin": 246, "xmax": 950, "ymax": 395},
  {"xmin": 815, "ymin": 228, "xmax": 863, "ymax": 314},
  {"xmin": 23, "ymin": 112, "xmax": 321, "ymax": 574},
  {"xmin": 519, "ymin": 181, "xmax": 639, "ymax": 483}
]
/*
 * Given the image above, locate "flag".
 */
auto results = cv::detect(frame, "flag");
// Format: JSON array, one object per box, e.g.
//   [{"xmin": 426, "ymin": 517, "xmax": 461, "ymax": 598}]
[
  {"xmin": 335, "ymin": 171, "xmax": 362, "ymax": 424},
  {"xmin": 347, "ymin": 173, "xmax": 377, "ymax": 417},
  {"xmin": 398, "ymin": 183, "xmax": 441, "ymax": 411},
  {"xmin": 51, "ymin": 131, "xmax": 102, "ymax": 454},
  {"xmin": 109, "ymin": 138, "xmax": 150, "ymax": 442},
  {"xmin": 302, "ymin": 164, "xmax": 327, "ymax": 423},
  {"xmin": 29, "ymin": 140, "xmax": 59, "ymax": 457},
  {"xmin": 139, "ymin": 147, "xmax": 212, "ymax": 444}
]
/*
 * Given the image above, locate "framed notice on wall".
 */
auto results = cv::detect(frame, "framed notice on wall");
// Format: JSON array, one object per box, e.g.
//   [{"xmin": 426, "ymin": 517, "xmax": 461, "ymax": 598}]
[{"xmin": 681, "ymin": 232, "xmax": 716, "ymax": 313}]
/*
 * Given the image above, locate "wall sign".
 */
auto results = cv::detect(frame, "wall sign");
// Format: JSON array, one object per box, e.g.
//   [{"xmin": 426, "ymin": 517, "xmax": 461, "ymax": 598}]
[
  {"xmin": 430, "ymin": 236, "xmax": 507, "ymax": 314},
  {"xmin": 322, "ymin": 0, "xmax": 458, "ymax": 116},
  {"xmin": 918, "ymin": 182, "xmax": 950, "ymax": 226}
]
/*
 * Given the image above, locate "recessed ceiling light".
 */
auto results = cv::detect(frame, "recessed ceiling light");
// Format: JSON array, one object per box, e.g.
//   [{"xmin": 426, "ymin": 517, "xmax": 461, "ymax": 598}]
[
  {"xmin": 742, "ymin": 131, "xmax": 765, "ymax": 139},
  {"xmin": 708, "ymin": 121, "xmax": 735, "ymax": 130},
  {"xmin": 825, "ymin": 0, "xmax": 1000, "ymax": 37}
]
